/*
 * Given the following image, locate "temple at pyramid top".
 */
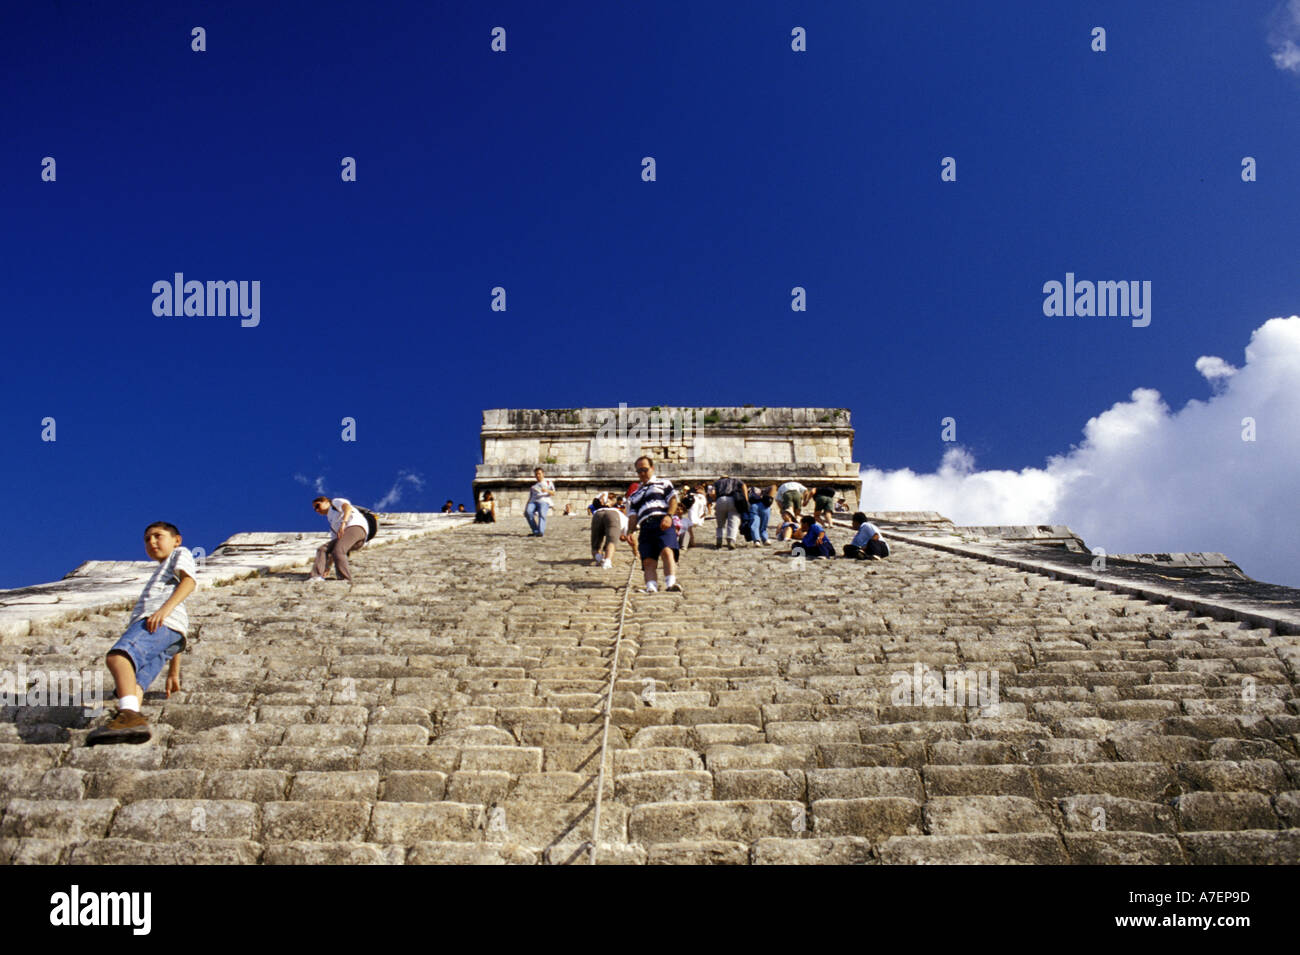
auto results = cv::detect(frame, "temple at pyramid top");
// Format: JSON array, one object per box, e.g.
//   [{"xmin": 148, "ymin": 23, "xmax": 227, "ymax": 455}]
[{"xmin": 474, "ymin": 407, "xmax": 861, "ymax": 517}]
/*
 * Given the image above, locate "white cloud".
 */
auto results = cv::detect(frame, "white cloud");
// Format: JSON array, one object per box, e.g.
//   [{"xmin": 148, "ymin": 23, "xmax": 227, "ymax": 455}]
[
  {"xmin": 860, "ymin": 317, "xmax": 1300, "ymax": 586},
  {"xmin": 1194, "ymin": 355, "xmax": 1238, "ymax": 385},
  {"xmin": 1269, "ymin": 0, "xmax": 1300, "ymax": 72},
  {"xmin": 373, "ymin": 470, "xmax": 425, "ymax": 510}
]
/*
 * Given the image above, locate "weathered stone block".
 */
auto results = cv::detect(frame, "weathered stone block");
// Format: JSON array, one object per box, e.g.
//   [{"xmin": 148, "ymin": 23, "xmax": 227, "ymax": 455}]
[
  {"xmin": 645, "ymin": 841, "xmax": 749, "ymax": 865},
  {"xmin": 1274, "ymin": 790, "xmax": 1300, "ymax": 827},
  {"xmin": 203, "ymin": 770, "xmax": 289, "ymax": 803},
  {"xmin": 261, "ymin": 801, "xmax": 369, "ymax": 842},
  {"xmin": 630, "ymin": 726, "xmax": 692, "ymax": 748},
  {"xmin": 1035, "ymin": 763, "xmax": 1177, "ymax": 801},
  {"xmin": 457, "ymin": 746, "xmax": 543, "ymax": 774},
  {"xmin": 878, "ymin": 834, "xmax": 1069, "ymax": 865},
  {"xmin": 547, "ymin": 843, "xmax": 645, "ymax": 865},
  {"xmin": 921, "ymin": 765, "xmax": 1035, "ymax": 798},
  {"xmin": 752, "ymin": 836, "xmax": 875, "ymax": 865},
  {"xmin": 164, "ymin": 744, "xmax": 259, "ymax": 770},
  {"xmin": 289, "ymin": 771, "xmax": 379, "ymax": 801},
  {"xmin": 923, "ymin": 796, "xmax": 1055, "ymax": 835},
  {"xmin": 364, "ymin": 725, "xmax": 429, "ymax": 747},
  {"xmin": 615, "ymin": 770, "xmax": 712, "ymax": 803},
  {"xmin": 1175, "ymin": 791, "xmax": 1278, "ymax": 831},
  {"xmin": 807, "ymin": 768, "xmax": 923, "ymax": 801},
  {"xmin": 1, "ymin": 837, "xmax": 69, "ymax": 864},
  {"xmin": 260, "ymin": 747, "xmax": 359, "ymax": 773},
  {"xmin": 691, "ymin": 724, "xmax": 765, "ymax": 747},
  {"xmin": 369, "ymin": 802, "xmax": 484, "ymax": 843},
  {"xmin": 1064, "ymin": 832, "xmax": 1185, "ymax": 865},
  {"xmin": 629, "ymin": 800, "xmax": 803, "ymax": 844},
  {"xmin": 1175, "ymin": 760, "xmax": 1288, "ymax": 793},
  {"xmin": 87, "ymin": 769, "xmax": 204, "ymax": 802},
  {"xmin": 765, "ymin": 721, "xmax": 859, "ymax": 745},
  {"xmin": 111, "ymin": 799, "xmax": 258, "ymax": 840},
  {"xmin": 263, "ymin": 842, "xmax": 405, "ymax": 865},
  {"xmin": 704, "ymin": 744, "xmax": 816, "ymax": 772},
  {"xmin": 380, "ymin": 771, "xmax": 448, "ymax": 803},
  {"xmin": 358, "ymin": 747, "xmax": 460, "ymax": 774},
  {"xmin": 0, "ymin": 767, "xmax": 85, "ymax": 800},
  {"xmin": 446, "ymin": 770, "xmax": 513, "ymax": 804},
  {"xmin": 69, "ymin": 838, "xmax": 262, "ymax": 865},
  {"xmin": 1057, "ymin": 795, "xmax": 1176, "ymax": 834},
  {"xmin": 490, "ymin": 801, "xmax": 626, "ymax": 848},
  {"xmin": 614, "ymin": 748, "xmax": 704, "ymax": 773},
  {"xmin": 408, "ymin": 842, "xmax": 537, "ymax": 865},
  {"xmin": 1, "ymin": 798, "xmax": 117, "ymax": 840},
  {"xmin": 1180, "ymin": 830, "xmax": 1300, "ymax": 864},
  {"xmin": 713, "ymin": 769, "xmax": 805, "ymax": 801}
]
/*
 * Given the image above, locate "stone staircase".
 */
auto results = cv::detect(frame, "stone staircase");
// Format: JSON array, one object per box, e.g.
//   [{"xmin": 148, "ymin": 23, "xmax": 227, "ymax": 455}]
[{"xmin": 3, "ymin": 514, "xmax": 1299, "ymax": 864}]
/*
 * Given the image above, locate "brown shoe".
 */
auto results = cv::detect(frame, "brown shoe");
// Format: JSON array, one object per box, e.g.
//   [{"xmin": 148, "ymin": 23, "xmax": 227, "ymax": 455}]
[{"xmin": 86, "ymin": 709, "xmax": 151, "ymax": 746}]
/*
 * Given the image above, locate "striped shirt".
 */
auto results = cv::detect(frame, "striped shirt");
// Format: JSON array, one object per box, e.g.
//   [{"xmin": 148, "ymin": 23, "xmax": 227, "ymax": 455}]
[{"xmin": 626, "ymin": 477, "xmax": 676, "ymax": 528}]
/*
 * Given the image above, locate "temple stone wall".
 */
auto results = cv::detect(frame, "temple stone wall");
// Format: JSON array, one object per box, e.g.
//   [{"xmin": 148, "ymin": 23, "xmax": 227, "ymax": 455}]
[{"xmin": 473, "ymin": 407, "xmax": 861, "ymax": 518}]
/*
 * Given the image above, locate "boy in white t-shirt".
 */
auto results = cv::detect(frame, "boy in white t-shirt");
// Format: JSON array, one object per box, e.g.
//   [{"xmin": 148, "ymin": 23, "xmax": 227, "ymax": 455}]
[
  {"xmin": 310, "ymin": 495, "xmax": 370, "ymax": 583},
  {"xmin": 86, "ymin": 522, "xmax": 196, "ymax": 745}
]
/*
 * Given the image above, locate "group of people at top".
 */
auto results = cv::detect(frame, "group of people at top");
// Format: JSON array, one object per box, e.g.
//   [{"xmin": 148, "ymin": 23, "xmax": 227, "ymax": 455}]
[{"xmin": 505, "ymin": 462, "xmax": 889, "ymax": 595}]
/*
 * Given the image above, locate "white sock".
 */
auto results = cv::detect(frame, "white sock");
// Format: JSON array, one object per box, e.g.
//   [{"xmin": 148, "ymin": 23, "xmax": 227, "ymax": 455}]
[
  {"xmin": 665, "ymin": 574, "xmax": 676, "ymax": 587},
  {"xmin": 645, "ymin": 580, "xmax": 658, "ymax": 592},
  {"xmin": 119, "ymin": 694, "xmax": 140, "ymax": 712}
]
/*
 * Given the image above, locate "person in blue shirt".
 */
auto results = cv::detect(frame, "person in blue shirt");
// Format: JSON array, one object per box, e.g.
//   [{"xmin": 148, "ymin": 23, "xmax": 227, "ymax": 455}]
[
  {"xmin": 843, "ymin": 512, "xmax": 889, "ymax": 559},
  {"xmin": 792, "ymin": 515, "xmax": 835, "ymax": 559}
]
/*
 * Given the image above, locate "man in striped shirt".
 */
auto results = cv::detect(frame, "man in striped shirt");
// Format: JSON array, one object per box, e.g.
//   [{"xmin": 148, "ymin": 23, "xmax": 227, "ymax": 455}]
[{"xmin": 621, "ymin": 455, "xmax": 683, "ymax": 594}]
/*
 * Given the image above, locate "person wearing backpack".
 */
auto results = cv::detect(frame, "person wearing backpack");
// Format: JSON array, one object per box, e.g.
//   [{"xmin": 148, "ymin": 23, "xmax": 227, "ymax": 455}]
[
  {"xmin": 309, "ymin": 495, "xmax": 374, "ymax": 584},
  {"xmin": 746, "ymin": 484, "xmax": 773, "ymax": 546},
  {"xmin": 711, "ymin": 475, "xmax": 748, "ymax": 550}
]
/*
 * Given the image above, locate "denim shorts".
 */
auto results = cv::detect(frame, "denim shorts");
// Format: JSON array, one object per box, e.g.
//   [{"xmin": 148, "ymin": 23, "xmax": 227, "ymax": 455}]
[
  {"xmin": 636, "ymin": 518, "xmax": 679, "ymax": 560},
  {"xmin": 110, "ymin": 618, "xmax": 185, "ymax": 693}
]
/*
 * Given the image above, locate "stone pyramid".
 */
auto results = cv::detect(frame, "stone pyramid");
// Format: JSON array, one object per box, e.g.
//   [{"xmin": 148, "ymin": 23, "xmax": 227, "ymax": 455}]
[{"xmin": 2, "ymin": 510, "xmax": 1298, "ymax": 864}]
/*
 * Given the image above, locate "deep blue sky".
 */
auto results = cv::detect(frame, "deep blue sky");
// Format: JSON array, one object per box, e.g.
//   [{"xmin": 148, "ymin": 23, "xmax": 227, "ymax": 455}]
[{"xmin": 3, "ymin": 1, "xmax": 1298, "ymax": 587}]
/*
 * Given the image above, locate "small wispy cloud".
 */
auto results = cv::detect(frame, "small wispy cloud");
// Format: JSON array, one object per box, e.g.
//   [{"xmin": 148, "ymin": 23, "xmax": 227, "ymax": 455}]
[
  {"xmin": 1268, "ymin": 0, "xmax": 1300, "ymax": 72},
  {"xmin": 1194, "ymin": 355, "xmax": 1238, "ymax": 392},
  {"xmin": 293, "ymin": 473, "xmax": 327, "ymax": 495},
  {"xmin": 373, "ymin": 470, "xmax": 425, "ymax": 510}
]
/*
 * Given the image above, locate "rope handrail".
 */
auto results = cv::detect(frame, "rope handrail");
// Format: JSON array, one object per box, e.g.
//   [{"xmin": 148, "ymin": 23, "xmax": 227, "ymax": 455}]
[{"xmin": 587, "ymin": 550, "xmax": 638, "ymax": 864}]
